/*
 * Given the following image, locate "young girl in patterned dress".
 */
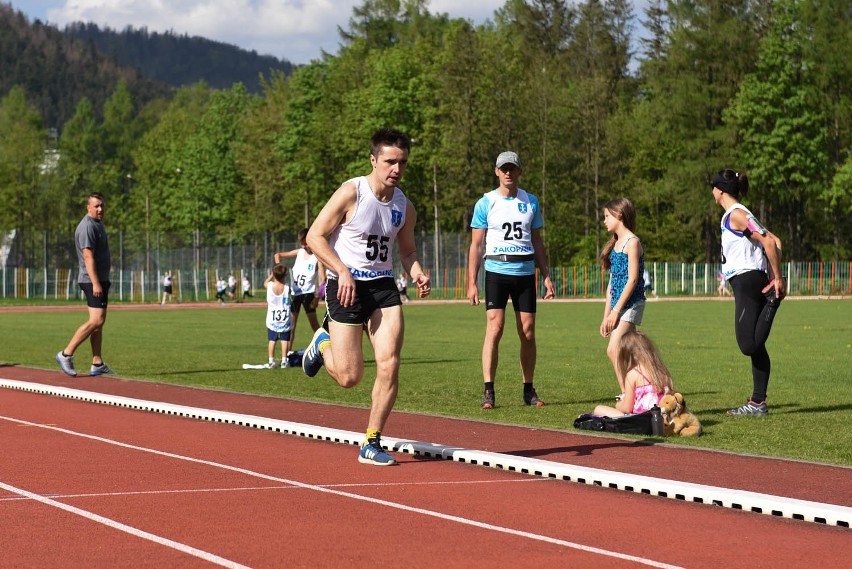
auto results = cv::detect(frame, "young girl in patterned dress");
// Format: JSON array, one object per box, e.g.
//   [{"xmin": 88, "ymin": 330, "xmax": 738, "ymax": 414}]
[
  {"xmin": 599, "ymin": 198, "xmax": 646, "ymax": 395},
  {"xmin": 593, "ymin": 330, "xmax": 673, "ymax": 417}
]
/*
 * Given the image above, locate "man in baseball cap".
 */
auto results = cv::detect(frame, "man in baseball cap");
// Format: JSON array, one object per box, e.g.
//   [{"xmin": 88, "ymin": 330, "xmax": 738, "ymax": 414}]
[
  {"xmin": 495, "ymin": 151, "xmax": 521, "ymax": 169},
  {"xmin": 467, "ymin": 149, "xmax": 556, "ymax": 411}
]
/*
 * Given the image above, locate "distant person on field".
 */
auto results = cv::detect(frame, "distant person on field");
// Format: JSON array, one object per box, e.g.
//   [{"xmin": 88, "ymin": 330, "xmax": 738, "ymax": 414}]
[
  {"xmin": 227, "ymin": 273, "xmax": 237, "ymax": 300},
  {"xmin": 396, "ymin": 272, "xmax": 409, "ymax": 303},
  {"xmin": 242, "ymin": 274, "xmax": 253, "ymax": 300},
  {"xmin": 711, "ymin": 169, "xmax": 784, "ymax": 417},
  {"xmin": 467, "ymin": 150, "xmax": 556, "ymax": 411},
  {"xmin": 591, "ymin": 330, "xmax": 673, "ymax": 417},
  {"xmin": 161, "ymin": 271, "xmax": 173, "ymax": 305},
  {"xmin": 643, "ymin": 268, "xmax": 657, "ymax": 299},
  {"xmin": 263, "ymin": 264, "xmax": 292, "ymax": 368},
  {"xmin": 274, "ymin": 227, "xmax": 326, "ymax": 344},
  {"xmin": 216, "ymin": 275, "xmax": 227, "ymax": 303},
  {"xmin": 55, "ymin": 192, "xmax": 116, "ymax": 377},
  {"xmin": 717, "ymin": 271, "xmax": 730, "ymax": 296},
  {"xmin": 600, "ymin": 197, "xmax": 646, "ymax": 397},
  {"xmin": 300, "ymin": 127, "xmax": 431, "ymax": 467}
]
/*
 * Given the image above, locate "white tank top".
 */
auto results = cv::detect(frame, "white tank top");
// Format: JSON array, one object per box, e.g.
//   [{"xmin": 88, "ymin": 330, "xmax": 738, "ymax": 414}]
[
  {"xmin": 327, "ymin": 176, "xmax": 407, "ymax": 281},
  {"xmin": 290, "ymin": 248, "xmax": 318, "ymax": 295},
  {"xmin": 721, "ymin": 203, "xmax": 767, "ymax": 280},
  {"xmin": 265, "ymin": 282, "xmax": 291, "ymax": 332},
  {"xmin": 483, "ymin": 189, "xmax": 536, "ymax": 258}
]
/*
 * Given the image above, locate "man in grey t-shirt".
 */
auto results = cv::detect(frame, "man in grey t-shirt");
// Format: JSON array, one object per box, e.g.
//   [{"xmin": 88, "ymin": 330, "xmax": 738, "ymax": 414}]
[{"xmin": 56, "ymin": 193, "xmax": 116, "ymax": 377}]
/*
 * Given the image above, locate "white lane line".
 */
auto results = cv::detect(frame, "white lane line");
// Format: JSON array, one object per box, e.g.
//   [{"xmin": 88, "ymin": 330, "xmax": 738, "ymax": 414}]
[
  {"xmin": 0, "ymin": 478, "xmax": 551, "ymax": 502},
  {"xmin": 0, "ymin": 414, "xmax": 681, "ymax": 569},
  {"xmin": 0, "ymin": 480, "xmax": 251, "ymax": 569}
]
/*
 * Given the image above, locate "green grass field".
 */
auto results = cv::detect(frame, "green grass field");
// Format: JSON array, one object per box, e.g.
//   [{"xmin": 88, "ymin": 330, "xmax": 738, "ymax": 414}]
[{"xmin": 3, "ymin": 298, "xmax": 850, "ymax": 466}]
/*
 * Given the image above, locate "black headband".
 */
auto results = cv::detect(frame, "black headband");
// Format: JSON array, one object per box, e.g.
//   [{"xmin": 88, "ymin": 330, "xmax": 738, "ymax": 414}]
[{"xmin": 711, "ymin": 172, "xmax": 739, "ymax": 198}]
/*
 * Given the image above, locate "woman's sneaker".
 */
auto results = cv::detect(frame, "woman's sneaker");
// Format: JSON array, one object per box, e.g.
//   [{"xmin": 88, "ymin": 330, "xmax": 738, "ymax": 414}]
[
  {"xmin": 302, "ymin": 327, "xmax": 330, "ymax": 377},
  {"xmin": 358, "ymin": 440, "xmax": 398, "ymax": 466},
  {"xmin": 89, "ymin": 362, "xmax": 115, "ymax": 376},
  {"xmin": 727, "ymin": 399, "xmax": 768, "ymax": 416}
]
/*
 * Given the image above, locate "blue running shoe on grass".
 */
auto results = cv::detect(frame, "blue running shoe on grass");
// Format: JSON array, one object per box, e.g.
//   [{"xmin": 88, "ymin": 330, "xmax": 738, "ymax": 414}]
[
  {"xmin": 358, "ymin": 440, "xmax": 398, "ymax": 466},
  {"xmin": 302, "ymin": 327, "xmax": 330, "ymax": 377}
]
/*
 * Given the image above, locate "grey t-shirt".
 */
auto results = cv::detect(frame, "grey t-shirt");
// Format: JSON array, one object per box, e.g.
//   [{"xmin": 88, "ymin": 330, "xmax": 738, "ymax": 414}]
[{"xmin": 75, "ymin": 215, "xmax": 111, "ymax": 284}]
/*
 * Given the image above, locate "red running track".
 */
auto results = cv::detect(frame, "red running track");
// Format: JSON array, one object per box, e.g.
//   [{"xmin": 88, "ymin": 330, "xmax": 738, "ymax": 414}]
[{"xmin": 0, "ymin": 366, "xmax": 849, "ymax": 568}]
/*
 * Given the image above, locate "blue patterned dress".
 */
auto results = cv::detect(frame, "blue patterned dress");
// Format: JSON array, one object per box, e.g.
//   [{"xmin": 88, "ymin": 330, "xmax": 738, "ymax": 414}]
[{"xmin": 609, "ymin": 237, "xmax": 645, "ymax": 310}]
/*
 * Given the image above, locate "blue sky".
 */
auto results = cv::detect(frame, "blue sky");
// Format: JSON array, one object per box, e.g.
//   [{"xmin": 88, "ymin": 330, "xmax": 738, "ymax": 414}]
[{"xmin": 12, "ymin": 1, "xmax": 649, "ymax": 66}]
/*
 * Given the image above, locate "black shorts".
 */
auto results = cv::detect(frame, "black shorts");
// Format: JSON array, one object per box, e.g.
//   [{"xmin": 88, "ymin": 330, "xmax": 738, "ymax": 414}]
[
  {"xmin": 79, "ymin": 281, "xmax": 111, "ymax": 309},
  {"xmin": 163, "ymin": 285, "xmax": 173, "ymax": 294},
  {"xmin": 326, "ymin": 278, "xmax": 401, "ymax": 325},
  {"xmin": 291, "ymin": 293, "xmax": 317, "ymax": 314},
  {"xmin": 484, "ymin": 271, "xmax": 536, "ymax": 313}
]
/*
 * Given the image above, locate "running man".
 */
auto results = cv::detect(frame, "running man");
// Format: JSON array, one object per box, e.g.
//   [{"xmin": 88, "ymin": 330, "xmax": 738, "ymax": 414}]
[{"xmin": 301, "ymin": 128, "xmax": 431, "ymax": 466}]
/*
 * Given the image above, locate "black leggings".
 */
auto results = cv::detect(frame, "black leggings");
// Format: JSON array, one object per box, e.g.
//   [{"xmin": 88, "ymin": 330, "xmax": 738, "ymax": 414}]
[{"xmin": 728, "ymin": 271, "xmax": 781, "ymax": 403}]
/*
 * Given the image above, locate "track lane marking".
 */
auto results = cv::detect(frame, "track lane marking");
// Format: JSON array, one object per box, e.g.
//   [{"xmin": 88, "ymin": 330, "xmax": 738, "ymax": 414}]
[
  {"xmin": 0, "ymin": 480, "xmax": 251, "ymax": 569},
  {"xmin": 0, "ymin": 477, "xmax": 552, "ymax": 501},
  {"xmin": 1, "ymin": 414, "xmax": 681, "ymax": 568}
]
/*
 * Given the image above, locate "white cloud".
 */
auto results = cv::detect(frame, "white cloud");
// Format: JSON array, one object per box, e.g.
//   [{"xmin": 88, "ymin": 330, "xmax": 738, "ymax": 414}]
[
  {"xmin": 39, "ymin": 0, "xmax": 505, "ymax": 64},
  {"xmin": 35, "ymin": 1, "xmax": 648, "ymax": 65}
]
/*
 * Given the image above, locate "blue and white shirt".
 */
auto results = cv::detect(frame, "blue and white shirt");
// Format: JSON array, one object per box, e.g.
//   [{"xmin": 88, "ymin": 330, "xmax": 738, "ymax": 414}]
[
  {"xmin": 265, "ymin": 283, "xmax": 291, "ymax": 333},
  {"xmin": 470, "ymin": 188, "xmax": 543, "ymax": 276},
  {"xmin": 291, "ymin": 248, "xmax": 319, "ymax": 295}
]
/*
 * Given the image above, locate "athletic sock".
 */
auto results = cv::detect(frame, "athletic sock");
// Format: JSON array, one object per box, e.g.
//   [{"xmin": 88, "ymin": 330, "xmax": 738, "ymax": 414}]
[
  {"xmin": 366, "ymin": 428, "xmax": 381, "ymax": 445},
  {"xmin": 484, "ymin": 381, "xmax": 494, "ymax": 393},
  {"xmin": 318, "ymin": 337, "xmax": 331, "ymax": 356},
  {"xmin": 523, "ymin": 382, "xmax": 534, "ymax": 394}
]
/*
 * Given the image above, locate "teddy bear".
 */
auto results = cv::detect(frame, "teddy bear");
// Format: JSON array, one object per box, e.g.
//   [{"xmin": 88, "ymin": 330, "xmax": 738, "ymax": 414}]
[{"xmin": 658, "ymin": 392, "xmax": 702, "ymax": 437}]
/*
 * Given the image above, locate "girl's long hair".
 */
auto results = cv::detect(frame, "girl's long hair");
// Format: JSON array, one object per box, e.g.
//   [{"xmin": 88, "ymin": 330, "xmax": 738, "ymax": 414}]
[
  {"xmin": 616, "ymin": 330, "xmax": 674, "ymax": 394},
  {"xmin": 600, "ymin": 198, "xmax": 637, "ymax": 271}
]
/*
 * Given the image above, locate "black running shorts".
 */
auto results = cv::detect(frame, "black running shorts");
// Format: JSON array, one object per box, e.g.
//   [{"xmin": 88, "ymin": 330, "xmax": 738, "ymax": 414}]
[
  {"xmin": 325, "ymin": 277, "xmax": 401, "ymax": 325},
  {"xmin": 483, "ymin": 271, "xmax": 536, "ymax": 313}
]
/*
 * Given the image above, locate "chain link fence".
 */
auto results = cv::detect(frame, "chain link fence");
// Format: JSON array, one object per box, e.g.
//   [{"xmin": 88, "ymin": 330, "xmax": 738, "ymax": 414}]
[{"xmin": 2, "ymin": 230, "xmax": 850, "ymax": 302}]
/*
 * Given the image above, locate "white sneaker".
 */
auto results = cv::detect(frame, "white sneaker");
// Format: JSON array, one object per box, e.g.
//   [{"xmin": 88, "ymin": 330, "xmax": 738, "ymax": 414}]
[{"xmin": 56, "ymin": 351, "xmax": 77, "ymax": 377}]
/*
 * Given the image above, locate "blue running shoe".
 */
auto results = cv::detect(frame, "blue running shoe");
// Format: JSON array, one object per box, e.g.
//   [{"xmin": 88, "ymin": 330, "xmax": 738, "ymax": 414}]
[
  {"xmin": 302, "ymin": 327, "xmax": 330, "ymax": 377},
  {"xmin": 358, "ymin": 440, "xmax": 398, "ymax": 466},
  {"xmin": 56, "ymin": 351, "xmax": 77, "ymax": 377},
  {"xmin": 90, "ymin": 362, "xmax": 115, "ymax": 376}
]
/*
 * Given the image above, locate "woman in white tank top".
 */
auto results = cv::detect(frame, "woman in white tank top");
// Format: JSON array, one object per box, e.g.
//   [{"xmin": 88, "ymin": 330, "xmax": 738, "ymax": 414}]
[{"xmin": 711, "ymin": 168, "xmax": 785, "ymax": 417}]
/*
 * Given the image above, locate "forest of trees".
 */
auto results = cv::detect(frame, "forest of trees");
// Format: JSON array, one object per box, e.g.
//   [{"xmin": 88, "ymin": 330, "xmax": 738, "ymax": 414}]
[
  {"xmin": 64, "ymin": 22, "xmax": 296, "ymax": 94},
  {"xmin": 1, "ymin": 0, "xmax": 851, "ymax": 270},
  {"xmin": 0, "ymin": 3, "xmax": 171, "ymax": 128}
]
